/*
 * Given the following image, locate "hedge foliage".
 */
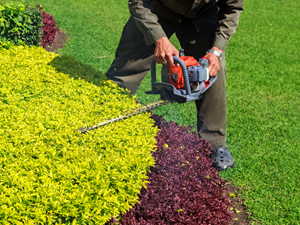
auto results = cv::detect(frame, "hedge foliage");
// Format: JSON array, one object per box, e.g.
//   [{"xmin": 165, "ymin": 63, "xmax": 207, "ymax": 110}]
[
  {"xmin": 0, "ymin": 45, "xmax": 159, "ymax": 224},
  {"xmin": 0, "ymin": 2, "xmax": 43, "ymax": 46},
  {"xmin": 109, "ymin": 116, "xmax": 232, "ymax": 225}
]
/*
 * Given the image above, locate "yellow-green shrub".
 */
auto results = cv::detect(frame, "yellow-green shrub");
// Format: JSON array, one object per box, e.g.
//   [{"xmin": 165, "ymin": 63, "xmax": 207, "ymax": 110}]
[{"xmin": 0, "ymin": 45, "xmax": 158, "ymax": 224}]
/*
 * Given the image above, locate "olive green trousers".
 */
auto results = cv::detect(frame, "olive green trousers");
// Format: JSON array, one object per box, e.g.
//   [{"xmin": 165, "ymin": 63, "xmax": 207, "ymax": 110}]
[{"xmin": 106, "ymin": 16, "xmax": 227, "ymax": 150}]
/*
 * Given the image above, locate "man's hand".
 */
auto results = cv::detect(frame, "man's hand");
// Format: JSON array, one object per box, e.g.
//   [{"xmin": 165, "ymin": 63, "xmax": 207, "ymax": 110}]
[
  {"xmin": 203, "ymin": 47, "xmax": 222, "ymax": 77},
  {"xmin": 154, "ymin": 37, "xmax": 179, "ymax": 65}
]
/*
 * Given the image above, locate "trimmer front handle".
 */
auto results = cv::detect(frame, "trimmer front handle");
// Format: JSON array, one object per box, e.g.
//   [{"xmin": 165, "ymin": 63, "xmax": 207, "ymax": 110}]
[{"xmin": 146, "ymin": 55, "xmax": 217, "ymax": 103}]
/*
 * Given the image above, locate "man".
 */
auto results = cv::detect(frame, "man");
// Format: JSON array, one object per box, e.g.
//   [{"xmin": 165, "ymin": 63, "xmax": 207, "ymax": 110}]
[{"xmin": 106, "ymin": 0, "xmax": 244, "ymax": 171}]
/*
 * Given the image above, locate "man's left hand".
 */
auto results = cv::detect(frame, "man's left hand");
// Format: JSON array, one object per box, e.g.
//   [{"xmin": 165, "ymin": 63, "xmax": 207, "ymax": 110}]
[{"xmin": 203, "ymin": 47, "xmax": 222, "ymax": 77}]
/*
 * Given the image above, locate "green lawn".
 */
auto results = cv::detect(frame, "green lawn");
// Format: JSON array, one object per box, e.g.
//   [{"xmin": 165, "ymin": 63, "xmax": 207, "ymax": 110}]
[{"xmin": 11, "ymin": 0, "xmax": 300, "ymax": 224}]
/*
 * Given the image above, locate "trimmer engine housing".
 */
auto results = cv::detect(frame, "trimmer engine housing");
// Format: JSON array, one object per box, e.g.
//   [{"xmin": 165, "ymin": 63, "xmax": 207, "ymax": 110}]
[{"xmin": 146, "ymin": 50, "xmax": 217, "ymax": 103}]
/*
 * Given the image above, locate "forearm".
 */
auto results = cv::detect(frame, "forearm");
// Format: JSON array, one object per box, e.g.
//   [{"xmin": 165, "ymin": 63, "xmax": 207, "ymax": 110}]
[
  {"xmin": 128, "ymin": 0, "xmax": 166, "ymax": 45},
  {"xmin": 213, "ymin": 0, "xmax": 244, "ymax": 51}
]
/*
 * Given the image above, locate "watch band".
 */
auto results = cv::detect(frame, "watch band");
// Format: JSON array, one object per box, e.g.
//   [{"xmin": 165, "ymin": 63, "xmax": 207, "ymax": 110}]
[{"xmin": 206, "ymin": 49, "xmax": 222, "ymax": 60}]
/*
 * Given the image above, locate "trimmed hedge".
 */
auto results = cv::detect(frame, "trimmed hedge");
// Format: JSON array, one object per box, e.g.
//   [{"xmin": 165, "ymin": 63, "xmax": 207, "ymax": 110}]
[
  {"xmin": 0, "ymin": 45, "xmax": 158, "ymax": 224},
  {"xmin": 109, "ymin": 116, "xmax": 232, "ymax": 224},
  {"xmin": 0, "ymin": 2, "xmax": 43, "ymax": 46}
]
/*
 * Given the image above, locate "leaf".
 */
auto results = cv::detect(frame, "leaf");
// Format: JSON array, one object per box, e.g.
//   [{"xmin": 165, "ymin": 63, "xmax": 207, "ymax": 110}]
[
  {"xmin": 235, "ymin": 209, "xmax": 241, "ymax": 214},
  {"xmin": 229, "ymin": 192, "xmax": 236, "ymax": 198}
]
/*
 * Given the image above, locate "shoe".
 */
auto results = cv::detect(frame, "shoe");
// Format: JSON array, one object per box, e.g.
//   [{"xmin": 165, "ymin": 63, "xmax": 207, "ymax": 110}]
[{"xmin": 210, "ymin": 146, "xmax": 234, "ymax": 171}]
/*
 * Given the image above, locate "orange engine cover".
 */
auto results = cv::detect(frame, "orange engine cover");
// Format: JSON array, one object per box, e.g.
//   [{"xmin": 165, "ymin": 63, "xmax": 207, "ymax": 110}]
[{"xmin": 169, "ymin": 56, "xmax": 199, "ymax": 89}]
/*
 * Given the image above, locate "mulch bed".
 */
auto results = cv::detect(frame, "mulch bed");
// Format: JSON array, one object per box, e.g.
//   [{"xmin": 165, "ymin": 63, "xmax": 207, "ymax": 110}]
[
  {"xmin": 46, "ymin": 30, "xmax": 251, "ymax": 225},
  {"xmin": 225, "ymin": 184, "xmax": 251, "ymax": 225},
  {"xmin": 44, "ymin": 30, "xmax": 68, "ymax": 53}
]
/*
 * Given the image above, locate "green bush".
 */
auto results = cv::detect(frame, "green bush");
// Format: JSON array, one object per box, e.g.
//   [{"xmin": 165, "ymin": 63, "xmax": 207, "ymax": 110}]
[
  {"xmin": 0, "ymin": 1, "xmax": 42, "ymax": 46},
  {"xmin": 0, "ymin": 45, "xmax": 158, "ymax": 224}
]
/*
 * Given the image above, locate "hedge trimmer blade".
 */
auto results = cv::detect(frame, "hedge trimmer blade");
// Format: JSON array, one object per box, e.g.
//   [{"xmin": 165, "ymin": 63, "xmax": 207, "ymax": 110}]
[{"xmin": 77, "ymin": 100, "xmax": 168, "ymax": 134}]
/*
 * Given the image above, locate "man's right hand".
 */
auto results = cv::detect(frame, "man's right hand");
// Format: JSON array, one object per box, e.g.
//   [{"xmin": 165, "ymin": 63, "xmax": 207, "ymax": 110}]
[{"xmin": 154, "ymin": 37, "xmax": 179, "ymax": 66}]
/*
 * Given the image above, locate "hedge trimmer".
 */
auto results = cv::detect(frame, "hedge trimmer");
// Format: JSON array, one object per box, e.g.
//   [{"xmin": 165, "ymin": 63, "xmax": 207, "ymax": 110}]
[{"xmin": 77, "ymin": 50, "xmax": 217, "ymax": 133}]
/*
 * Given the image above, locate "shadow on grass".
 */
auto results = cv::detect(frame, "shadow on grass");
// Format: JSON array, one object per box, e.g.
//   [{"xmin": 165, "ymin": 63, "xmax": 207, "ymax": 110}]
[{"xmin": 48, "ymin": 54, "xmax": 107, "ymax": 87}]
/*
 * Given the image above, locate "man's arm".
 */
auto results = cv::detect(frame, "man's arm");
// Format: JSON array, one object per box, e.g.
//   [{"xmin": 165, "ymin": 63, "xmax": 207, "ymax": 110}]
[
  {"xmin": 128, "ymin": 0, "xmax": 178, "ymax": 65},
  {"xmin": 128, "ymin": 0, "xmax": 165, "ymax": 45},
  {"xmin": 205, "ymin": 0, "xmax": 244, "ymax": 76},
  {"xmin": 213, "ymin": 0, "xmax": 244, "ymax": 52}
]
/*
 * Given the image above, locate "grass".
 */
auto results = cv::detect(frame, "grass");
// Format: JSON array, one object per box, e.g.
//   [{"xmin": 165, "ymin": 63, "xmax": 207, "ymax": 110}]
[
  {"xmin": 222, "ymin": 1, "xmax": 300, "ymax": 224},
  {"xmin": 11, "ymin": 0, "xmax": 300, "ymax": 224}
]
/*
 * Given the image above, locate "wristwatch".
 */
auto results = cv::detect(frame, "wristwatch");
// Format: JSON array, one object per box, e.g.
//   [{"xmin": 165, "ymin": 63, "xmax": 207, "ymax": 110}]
[{"xmin": 206, "ymin": 49, "xmax": 222, "ymax": 60}]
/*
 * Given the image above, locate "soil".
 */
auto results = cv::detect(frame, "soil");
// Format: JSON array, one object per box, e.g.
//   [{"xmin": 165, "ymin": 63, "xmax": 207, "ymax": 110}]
[
  {"xmin": 44, "ymin": 30, "xmax": 68, "ymax": 53},
  {"xmin": 225, "ymin": 183, "xmax": 252, "ymax": 225},
  {"xmin": 45, "ymin": 30, "xmax": 252, "ymax": 225}
]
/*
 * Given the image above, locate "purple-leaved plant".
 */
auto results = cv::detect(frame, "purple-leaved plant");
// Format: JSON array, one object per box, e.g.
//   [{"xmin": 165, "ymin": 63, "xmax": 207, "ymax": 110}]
[
  {"xmin": 37, "ymin": 5, "xmax": 59, "ymax": 48},
  {"xmin": 109, "ymin": 115, "xmax": 232, "ymax": 225}
]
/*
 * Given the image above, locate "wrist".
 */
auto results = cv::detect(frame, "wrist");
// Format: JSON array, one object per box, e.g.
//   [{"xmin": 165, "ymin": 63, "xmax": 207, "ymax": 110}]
[
  {"xmin": 155, "ymin": 37, "xmax": 168, "ymax": 45},
  {"xmin": 206, "ymin": 47, "xmax": 222, "ymax": 60},
  {"xmin": 211, "ymin": 46, "xmax": 222, "ymax": 54}
]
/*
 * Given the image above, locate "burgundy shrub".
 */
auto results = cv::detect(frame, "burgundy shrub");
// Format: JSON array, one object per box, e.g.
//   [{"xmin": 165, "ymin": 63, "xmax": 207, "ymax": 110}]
[
  {"xmin": 109, "ymin": 115, "xmax": 232, "ymax": 225},
  {"xmin": 37, "ymin": 5, "xmax": 59, "ymax": 48}
]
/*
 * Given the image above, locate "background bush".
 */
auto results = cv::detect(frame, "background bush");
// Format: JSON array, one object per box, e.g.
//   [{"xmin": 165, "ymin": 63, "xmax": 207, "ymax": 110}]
[
  {"xmin": 37, "ymin": 5, "xmax": 59, "ymax": 48},
  {"xmin": 0, "ymin": 45, "xmax": 158, "ymax": 224},
  {"xmin": 0, "ymin": 1, "xmax": 42, "ymax": 46}
]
